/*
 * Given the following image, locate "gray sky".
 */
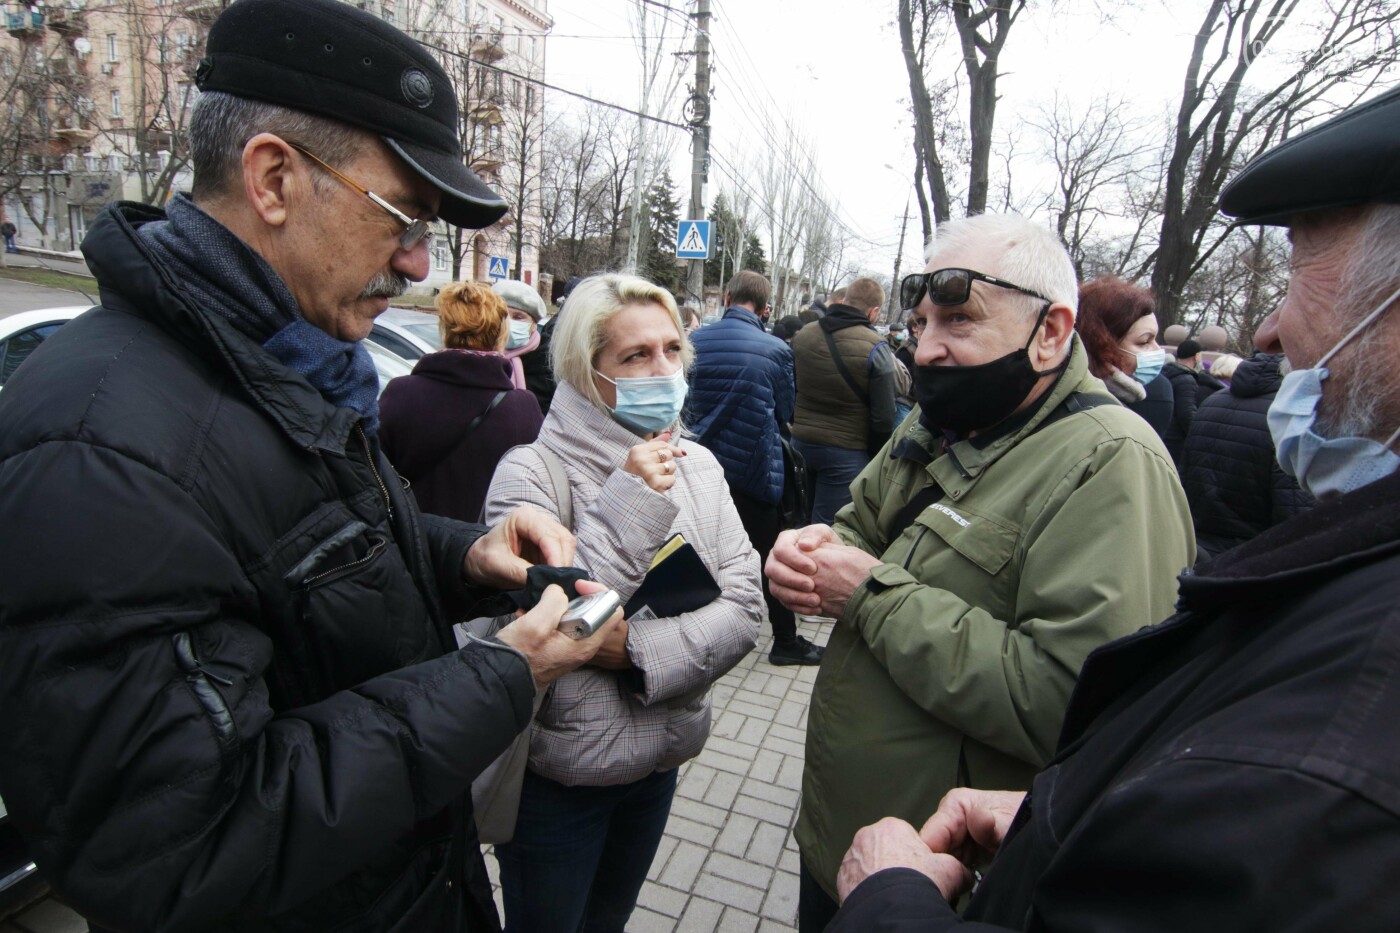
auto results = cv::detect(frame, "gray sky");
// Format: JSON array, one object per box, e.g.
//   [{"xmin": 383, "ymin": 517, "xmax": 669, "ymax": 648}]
[{"xmin": 541, "ymin": 0, "xmax": 1350, "ymax": 278}]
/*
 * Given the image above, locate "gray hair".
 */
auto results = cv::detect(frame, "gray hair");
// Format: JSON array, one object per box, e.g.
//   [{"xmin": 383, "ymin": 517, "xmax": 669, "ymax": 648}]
[
  {"xmin": 1321, "ymin": 203, "xmax": 1400, "ymax": 440},
  {"xmin": 550, "ymin": 273, "xmax": 693, "ymax": 411},
  {"xmin": 189, "ymin": 91, "xmax": 372, "ymax": 201},
  {"xmin": 924, "ymin": 213, "xmax": 1080, "ymax": 321}
]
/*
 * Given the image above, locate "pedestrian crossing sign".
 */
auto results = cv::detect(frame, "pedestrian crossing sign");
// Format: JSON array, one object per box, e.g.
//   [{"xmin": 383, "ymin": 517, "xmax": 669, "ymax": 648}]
[
  {"xmin": 676, "ymin": 220, "xmax": 712, "ymax": 259},
  {"xmin": 488, "ymin": 256, "xmax": 509, "ymax": 280}
]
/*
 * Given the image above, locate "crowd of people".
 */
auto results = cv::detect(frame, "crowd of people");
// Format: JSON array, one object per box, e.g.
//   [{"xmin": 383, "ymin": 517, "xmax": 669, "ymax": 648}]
[{"xmin": 0, "ymin": 1, "xmax": 1397, "ymax": 931}]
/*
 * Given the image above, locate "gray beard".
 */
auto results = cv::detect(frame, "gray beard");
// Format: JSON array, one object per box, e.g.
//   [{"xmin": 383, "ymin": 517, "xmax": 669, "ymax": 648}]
[
  {"xmin": 361, "ymin": 269, "xmax": 408, "ymax": 301},
  {"xmin": 1287, "ymin": 334, "xmax": 1387, "ymax": 441}
]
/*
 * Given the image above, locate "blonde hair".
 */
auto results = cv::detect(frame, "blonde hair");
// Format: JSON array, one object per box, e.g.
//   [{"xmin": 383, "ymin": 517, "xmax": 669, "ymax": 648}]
[
  {"xmin": 550, "ymin": 273, "xmax": 693, "ymax": 409},
  {"xmin": 436, "ymin": 281, "xmax": 508, "ymax": 351},
  {"xmin": 1210, "ymin": 353, "xmax": 1243, "ymax": 382}
]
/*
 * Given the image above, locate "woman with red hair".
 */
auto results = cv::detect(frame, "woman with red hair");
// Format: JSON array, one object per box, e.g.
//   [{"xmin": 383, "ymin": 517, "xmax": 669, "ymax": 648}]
[{"xmin": 1076, "ymin": 276, "xmax": 1173, "ymax": 438}]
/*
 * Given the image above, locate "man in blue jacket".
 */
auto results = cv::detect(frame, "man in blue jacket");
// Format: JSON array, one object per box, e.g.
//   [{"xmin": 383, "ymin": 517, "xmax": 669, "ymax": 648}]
[{"xmin": 689, "ymin": 271, "xmax": 821, "ymax": 664}]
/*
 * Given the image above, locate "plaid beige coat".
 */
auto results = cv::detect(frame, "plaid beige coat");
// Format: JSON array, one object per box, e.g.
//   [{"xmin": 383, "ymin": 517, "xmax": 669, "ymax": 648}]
[{"xmin": 484, "ymin": 381, "xmax": 762, "ymax": 785}]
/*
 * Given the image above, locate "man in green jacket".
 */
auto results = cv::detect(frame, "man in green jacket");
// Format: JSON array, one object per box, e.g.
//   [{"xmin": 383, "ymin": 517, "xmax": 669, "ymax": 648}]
[{"xmin": 766, "ymin": 213, "xmax": 1194, "ymax": 931}]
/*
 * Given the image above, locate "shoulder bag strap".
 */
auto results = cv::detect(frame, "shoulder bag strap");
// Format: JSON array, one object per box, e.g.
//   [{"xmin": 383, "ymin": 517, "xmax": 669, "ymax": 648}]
[
  {"xmin": 446, "ymin": 389, "xmax": 508, "ymax": 457},
  {"xmin": 532, "ymin": 444, "xmax": 574, "ymax": 531},
  {"xmin": 822, "ymin": 326, "xmax": 870, "ymax": 405}
]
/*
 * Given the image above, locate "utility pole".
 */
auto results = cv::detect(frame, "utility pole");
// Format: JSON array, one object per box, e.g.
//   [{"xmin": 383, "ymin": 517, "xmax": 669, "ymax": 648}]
[
  {"xmin": 887, "ymin": 194, "xmax": 910, "ymax": 322},
  {"xmin": 684, "ymin": 0, "xmax": 711, "ymax": 308}
]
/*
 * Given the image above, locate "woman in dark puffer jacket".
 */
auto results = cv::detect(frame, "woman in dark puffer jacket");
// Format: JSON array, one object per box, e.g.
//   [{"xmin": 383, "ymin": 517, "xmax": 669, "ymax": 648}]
[
  {"xmin": 1181, "ymin": 352, "xmax": 1314, "ymax": 563},
  {"xmin": 380, "ymin": 282, "xmax": 543, "ymax": 522}
]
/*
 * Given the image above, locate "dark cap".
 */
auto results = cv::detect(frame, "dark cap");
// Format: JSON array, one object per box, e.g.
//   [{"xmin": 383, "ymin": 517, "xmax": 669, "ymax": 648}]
[
  {"xmin": 1176, "ymin": 338, "xmax": 1202, "ymax": 359},
  {"xmin": 1219, "ymin": 84, "xmax": 1400, "ymax": 226},
  {"xmin": 195, "ymin": 0, "xmax": 507, "ymax": 228}
]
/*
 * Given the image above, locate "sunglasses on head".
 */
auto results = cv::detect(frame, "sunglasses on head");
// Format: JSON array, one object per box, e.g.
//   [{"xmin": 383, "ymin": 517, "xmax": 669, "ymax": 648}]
[{"xmin": 899, "ymin": 268, "xmax": 1053, "ymax": 311}]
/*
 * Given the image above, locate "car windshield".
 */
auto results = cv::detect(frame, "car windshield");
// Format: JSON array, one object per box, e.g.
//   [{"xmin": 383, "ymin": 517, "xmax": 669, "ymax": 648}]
[{"xmin": 399, "ymin": 319, "xmax": 443, "ymax": 348}]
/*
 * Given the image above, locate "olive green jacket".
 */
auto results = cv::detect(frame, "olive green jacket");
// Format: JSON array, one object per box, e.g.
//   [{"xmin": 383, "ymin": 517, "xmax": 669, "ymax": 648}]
[{"xmin": 795, "ymin": 338, "xmax": 1194, "ymax": 898}]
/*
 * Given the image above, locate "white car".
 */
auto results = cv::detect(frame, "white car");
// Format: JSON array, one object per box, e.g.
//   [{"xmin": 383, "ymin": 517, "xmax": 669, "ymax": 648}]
[
  {"xmin": 368, "ymin": 307, "xmax": 442, "ymax": 361},
  {"xmin": 0, "ymin": 305, "xmax": 414, "ymax": 397},
  {"xmin": 0, "ymin": 305, "xmax": 91, "ymax": 391}
]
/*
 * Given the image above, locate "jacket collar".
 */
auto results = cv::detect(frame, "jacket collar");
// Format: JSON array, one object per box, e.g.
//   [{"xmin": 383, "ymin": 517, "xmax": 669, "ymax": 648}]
[
  {"xmin": 537, "ymin": 381, "xmax": 652, "ymax": 483},
  {"xmin": 82, "ymin": 202, "xmax": 359, "ymax": 453},
  {"xmin": 722, "ymin": 306, "xmax": 765, "ymax": 329},
  {"xmin": 411, "ymin": 349, "xmax": 516, "ymax": 389},
  {"xmin": 906, "ymin": 336, "xmax": 1098, "ymax": 486}
]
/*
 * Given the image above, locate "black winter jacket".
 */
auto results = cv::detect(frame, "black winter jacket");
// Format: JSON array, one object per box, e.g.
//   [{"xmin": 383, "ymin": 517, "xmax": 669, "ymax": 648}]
[
  {"xmin": 830, "ymin": 470, "xmax": 1400, "ymax": 932},
  {"xmin": 0, "ymin": 203, "xmax": 535, "ymax": 933},
  {"xmin": 1160, "ymin": 361, "xmax": 1222, "ymax": 466},
  {"xmin": 1181, "ymin": 354, "xmax": 1313, "ymax": 561}
]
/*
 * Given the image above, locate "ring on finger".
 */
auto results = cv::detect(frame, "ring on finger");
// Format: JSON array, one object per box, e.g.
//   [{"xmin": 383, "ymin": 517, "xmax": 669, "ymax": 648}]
[{"xmin": 657, "ymin": 449, "xmax": 666, "ymax": 463}]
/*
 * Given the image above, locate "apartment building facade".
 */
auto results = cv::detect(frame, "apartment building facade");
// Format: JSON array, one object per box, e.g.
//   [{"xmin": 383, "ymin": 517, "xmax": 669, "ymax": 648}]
[{"xmin": 1, "ymin": 0, "xmax": 550, "ymax": 294}]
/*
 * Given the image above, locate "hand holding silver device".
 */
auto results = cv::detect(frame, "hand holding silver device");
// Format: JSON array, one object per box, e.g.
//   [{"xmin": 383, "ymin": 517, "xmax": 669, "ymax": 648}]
[{"xmin": 557, "ymin": 589, "xmax": 622, "ymax": 639}]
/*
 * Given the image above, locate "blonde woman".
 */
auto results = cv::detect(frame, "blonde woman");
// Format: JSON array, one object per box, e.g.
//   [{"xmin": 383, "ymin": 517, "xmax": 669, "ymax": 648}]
[
  {"xmin": 484, "ymin": 273, "xmax": 762, "ymax": 932},
  {"xmin": 379, "ymin": 282, "xmax": 542, "ymax": 522}
]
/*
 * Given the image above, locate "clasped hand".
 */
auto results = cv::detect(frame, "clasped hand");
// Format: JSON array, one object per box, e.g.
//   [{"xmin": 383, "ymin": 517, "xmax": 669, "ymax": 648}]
[
  {"xmin": 764, "ymin": 524, "xmax": 881, "ymax": 619},
  {"xmin": 836, "ymin": 788, "xmax": 1026, "ymax": 904}
]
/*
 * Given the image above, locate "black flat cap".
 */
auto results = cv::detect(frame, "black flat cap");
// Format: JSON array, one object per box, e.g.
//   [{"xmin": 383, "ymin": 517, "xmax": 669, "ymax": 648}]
[
  {"xmin": 1176, "ymin": 338, "xmax": 1202, "ymax": 359},
  {"xmin": 196, "ymin": 0, "xmax": 507, "ymax": 228},
  {"xmin": 1220, "ymin": 84, "xmax": 1400, "ymax": 226}
]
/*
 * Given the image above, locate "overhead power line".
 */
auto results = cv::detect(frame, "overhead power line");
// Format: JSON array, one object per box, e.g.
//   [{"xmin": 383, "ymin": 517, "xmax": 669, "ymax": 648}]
[{"xmin": 415, "ymin": 38, "xmax": 691, "ymax": 132}]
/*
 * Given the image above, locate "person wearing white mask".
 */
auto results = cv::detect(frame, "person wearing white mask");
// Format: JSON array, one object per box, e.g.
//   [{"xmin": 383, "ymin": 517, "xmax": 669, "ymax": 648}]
[
  {"xmin": 483, "ymin": 273, "xmax": 762, "ymax": 933},
  {"xmin": 492, "ymin": 278, "xmax": 546, "ymax": 392},
  {"xmin": 825, "ymin": 84, "xmax": 1400, "ymax": 933}
]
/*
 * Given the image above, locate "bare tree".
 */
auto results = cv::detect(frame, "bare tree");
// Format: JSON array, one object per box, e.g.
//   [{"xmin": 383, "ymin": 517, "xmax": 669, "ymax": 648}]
[
  {"xmin": 1027, "ymin": 93, "xmax": 1156, "ymax": 279},
  {"xmin": 1149, "ymin": 0, "xmax": 1400, "ymax": 327}
]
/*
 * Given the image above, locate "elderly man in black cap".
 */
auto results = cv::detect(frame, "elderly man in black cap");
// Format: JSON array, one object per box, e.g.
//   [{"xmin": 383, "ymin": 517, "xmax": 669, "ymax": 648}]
[
  {"xmin": 826, "ymin": 84, "xmax": 1400, "ymax": 931},
  {"xmin": 0, "ymin": 1, "xmax": 619, "ymax": 930}
]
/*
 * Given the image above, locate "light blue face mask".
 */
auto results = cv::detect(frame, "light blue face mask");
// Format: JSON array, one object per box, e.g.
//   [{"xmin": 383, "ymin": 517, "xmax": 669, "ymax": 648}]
[
  {"xmin": 506, "ymin": 319, "xmax": 533, "ymax": 350},
  {"xmin": 1267, "ymin": 284, "xmax": 1400, "ymax": 501},
  {"xmin": 1132, "ymin": 347, "xmax": 1167, "ymax": 385},
  {"xmin": 595, "ymin": 366, "xmax": 688, "ymax": 435}
]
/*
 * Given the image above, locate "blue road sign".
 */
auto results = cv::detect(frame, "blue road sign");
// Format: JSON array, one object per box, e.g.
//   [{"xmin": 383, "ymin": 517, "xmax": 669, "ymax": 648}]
[
  {"xmin": 676, "ymin": 220, "xmax": 712, "ymax": 259},
  {"xmin": 488, "ymin": 256, "xmax": 509, "ymax": 280}
]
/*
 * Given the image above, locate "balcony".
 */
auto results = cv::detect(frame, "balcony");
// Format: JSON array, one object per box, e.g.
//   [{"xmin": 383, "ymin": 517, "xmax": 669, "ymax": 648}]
[
  {"xmin": 53, "ymin": 126, "xmax": 97, "ymax": 147},
  {"xmin": 178, "ymin": 0, "xmax": 225, "ymax": 24},
  {"xmin": 469, "ymin": 30, "xmax": 505, "ymax": 64},
  {"xmin": 469, "ymin": 98, "xmax": 504, "ymax": 125},
  {"xmin": 6, "ymin": 11, "xmax": 44, "ymax": 38},
  {"xmin": 46, "ymin": 7, "xmax": 86, "ymax": 36}
]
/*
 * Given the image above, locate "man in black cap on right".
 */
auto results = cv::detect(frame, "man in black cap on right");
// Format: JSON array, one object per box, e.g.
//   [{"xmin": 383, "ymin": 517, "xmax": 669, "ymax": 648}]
[
  {"xmin": 826, "ymin": 83, "xmax": 1400, "ymax": 931},
  {"xmin": 0, "ymin": 0, "xmax": 618, "ymax": 930}
]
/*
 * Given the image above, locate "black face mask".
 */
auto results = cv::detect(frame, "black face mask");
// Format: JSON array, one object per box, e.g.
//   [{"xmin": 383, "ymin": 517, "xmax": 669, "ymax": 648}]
[{"xmin": 914, "ymin": 304, "xmax": 1064, "ymax": 435}]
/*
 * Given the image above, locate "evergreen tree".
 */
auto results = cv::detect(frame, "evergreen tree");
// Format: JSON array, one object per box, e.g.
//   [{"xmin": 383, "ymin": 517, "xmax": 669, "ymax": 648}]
[
  {"xmin": 641, "ymin": 170, "xmax": 682, "ymax": 293},
  {"xmin": 743, "ymin": 233, "xmax": 767, "ymax": 276},
  {"xmin": 704, "ymin": 193, "xmax": 734, "ymax": 287}
]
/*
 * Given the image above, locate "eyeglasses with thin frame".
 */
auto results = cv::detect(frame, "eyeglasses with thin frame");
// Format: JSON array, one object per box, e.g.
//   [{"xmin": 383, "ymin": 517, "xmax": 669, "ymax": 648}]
[
  {"xmin": 289, "ymin": 143, "xmax": 434, "ymax": 251},
  {"xmin": 900, "ymin": 268, "xmax": 1053, "ymax": 311}
]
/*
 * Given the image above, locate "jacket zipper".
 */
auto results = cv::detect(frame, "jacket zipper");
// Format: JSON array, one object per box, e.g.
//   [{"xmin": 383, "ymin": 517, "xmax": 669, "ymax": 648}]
[
  {"xmin": 303, "ymin": 535, "xmax": 388, "ymax": 587},
  {"xmin": 358, "ymin": 424, "xmax": 394, "ymax": 522},
  {"xmin": 904, "ymin": 527, "xmax": 929, "ymax": 570}
]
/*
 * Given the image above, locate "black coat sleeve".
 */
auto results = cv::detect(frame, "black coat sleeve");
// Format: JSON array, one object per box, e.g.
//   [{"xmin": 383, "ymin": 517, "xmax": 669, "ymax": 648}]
[
  {"xmin": 830, "ymin": 870, "xmax": 1011, "ymax": 933},
  {"xmin": 0, "ymin": 441, "xmax": 534, "ymax": 932},
  {"xmin": 419, "ymin": 510, "xmax": 489, "ymax": 617}
]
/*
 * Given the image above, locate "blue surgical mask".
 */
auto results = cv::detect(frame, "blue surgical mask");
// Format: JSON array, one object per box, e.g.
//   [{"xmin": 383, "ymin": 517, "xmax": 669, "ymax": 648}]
[
  {"xmin": 1268, "ymin": 285, "xmax": 1400, "ymax": 501},
  {"xmin": 1132, "ymin": 348, "xmax": 1167, "ymax": 385},
  {"xmin": 594, "ymin": 367, "xmax": 688, "ymax": 436},
  {"xmin": 506, "ymin": 319, "xmax": 533, "ymax": 350}
]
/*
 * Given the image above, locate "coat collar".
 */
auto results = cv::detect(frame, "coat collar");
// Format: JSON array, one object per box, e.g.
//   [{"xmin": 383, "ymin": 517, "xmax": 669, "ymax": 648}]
[
  {"xmin": 83, "ymin": 202, "xmax": 359, "ymax": 453},
  {"xmin": 721, "ymin": 306, "xmax": 765, "ymax": 329},
  {"xmin": 537, "ymin": 381, "xmax": 656, "ymax": 483},
  {"xmin": 895, "ymin": 336, "xmax": 1100, "ymax": 488}
]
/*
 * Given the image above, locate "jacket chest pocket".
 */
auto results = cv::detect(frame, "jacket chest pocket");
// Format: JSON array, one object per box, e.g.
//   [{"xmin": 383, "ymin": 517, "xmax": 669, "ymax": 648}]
[
  {"xmin": 905, "ymin": 503, "xmax": 1022, "ymax": 623},
  {"xmin": 257, "ymin": 508, "xmax": 434, "ymax": 707}
]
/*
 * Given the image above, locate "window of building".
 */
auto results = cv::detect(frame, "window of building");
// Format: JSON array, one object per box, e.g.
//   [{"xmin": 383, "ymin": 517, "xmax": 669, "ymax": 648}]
[
  {"xmin": 511, "ymin": 78, "xmax": 520, "ymax": 105},
  {"xmin": 432, "ymin": 239, "xmax": 448, "ymax": 271},
  {"xmin": 157, "ymin": 35, "xmax": 167, "ymax": 63},
  {"xmin": 107, "ymin": 33, "xmax": 118, "ymax": 63},
  {"xmin": 110, "ymin": 91, "xmax": 121, "ymax": 118},
  {"xmin": 529, "ymin": 36, "xmax": 537, "ymax": 63}
]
